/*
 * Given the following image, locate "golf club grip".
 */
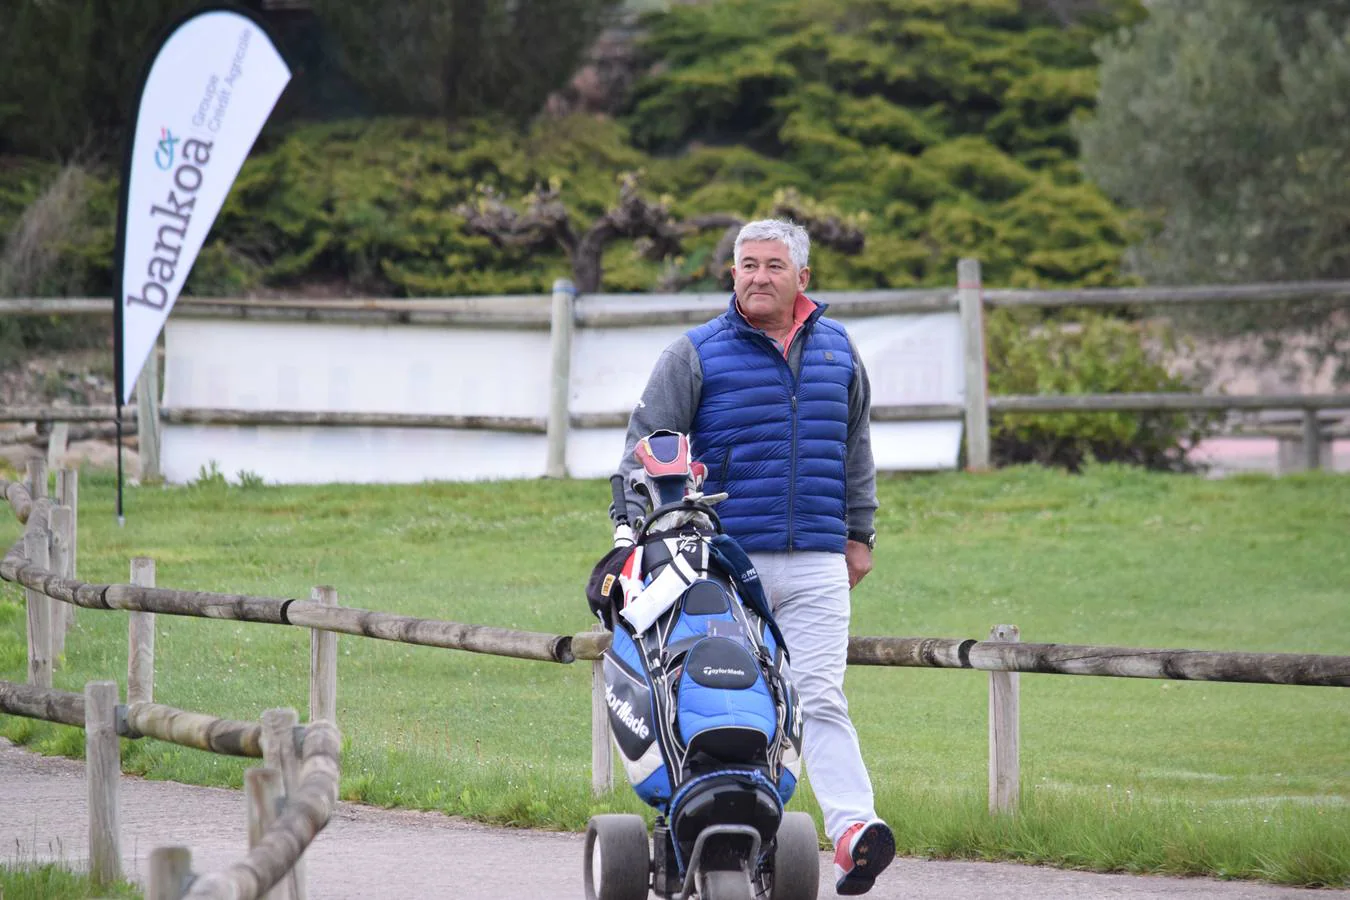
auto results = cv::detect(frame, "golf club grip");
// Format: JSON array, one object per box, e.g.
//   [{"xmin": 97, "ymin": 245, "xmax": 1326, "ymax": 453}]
[{"xmin": 610, "ymin": 473, "xmax": 629, "ymax": 524}]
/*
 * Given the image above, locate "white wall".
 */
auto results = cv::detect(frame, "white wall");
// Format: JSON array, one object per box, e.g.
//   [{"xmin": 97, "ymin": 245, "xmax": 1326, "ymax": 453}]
[{"xmin": 160, "ymin": 299, "xmax": 965, "ymax": 484}]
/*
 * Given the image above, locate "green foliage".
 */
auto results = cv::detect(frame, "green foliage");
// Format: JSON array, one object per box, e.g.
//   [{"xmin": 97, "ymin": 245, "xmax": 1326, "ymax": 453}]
[
  {"xmin": 0, "ymin": 0, "xmax": 1148, "ymax": 298},
  {"xmin": 621, "ymin": 0, "xmax": 1142, "ymax": 286},
  {"xmin": 312, "ymin": 0, "xmax": 619, "ymax": 123},
  {"xmin": 211, "ymin": 115, "xmax": 670, "ymax": 295},
  {"xmin": 986, "ymin": 310, "xmax": 1211, "ymax": 470},
  {"xmin": 0, "ymin": 0, "xmax": 202, "ymax": 159},
  {"xmin": 626, "ymin": 0, "xmax": 1132, "ymax": 155},
  {"xmin": 0, "ymin": 0, "xmax": 614, "ymax": 157},
  {"xmin": 922, "ymin": 137, "xmax": 1038, "ymax": 202},
  {"xmin": 0, "ymin": 163, "xmax": 109, "ymax": 359},
  {"xmin": 184, "ymin": 243, "xmax": 265, "ymax": 297},
  {"xmin": 1077, "ymin": 0, "xmax": 1350, "ymax": 379},
  {"xmin": 189, "ymin": 461, "xmax": 230, "ymax": 489},
  {"xmin": 0, "ymin": 864, "xmax": 140, "ymax": 899}
]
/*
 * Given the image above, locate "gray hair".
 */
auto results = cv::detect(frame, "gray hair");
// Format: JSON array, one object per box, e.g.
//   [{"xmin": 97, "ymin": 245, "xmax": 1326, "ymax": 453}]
[{"xmin": 734, "ymin": 218, "xmax": 810, "ymax": 270}]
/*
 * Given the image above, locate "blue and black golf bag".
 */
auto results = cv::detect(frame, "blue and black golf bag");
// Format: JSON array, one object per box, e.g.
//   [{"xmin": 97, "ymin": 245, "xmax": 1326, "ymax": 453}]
[{"xmin": 587, "ymin": 431, "xmax": 803, "ymax": 885}]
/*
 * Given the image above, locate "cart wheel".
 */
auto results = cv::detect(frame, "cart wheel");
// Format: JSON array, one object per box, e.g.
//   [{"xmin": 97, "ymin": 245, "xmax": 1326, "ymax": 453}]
[
  {"xmin": 699, "ymin": 867, "xmax": 753, "ymax": 900},
  {"xmin": 765, "ymin": 812, "xmax": 819, "ymax": 900},
  {"xmin": 584, "ymin": 814, "xmax": 651, "ymax": 900}
]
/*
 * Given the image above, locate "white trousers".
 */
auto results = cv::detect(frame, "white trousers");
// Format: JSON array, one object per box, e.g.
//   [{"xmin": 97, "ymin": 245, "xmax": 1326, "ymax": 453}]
[{"xmin": 749, "ymin": 550, "xmax": 876, "ymax": 844}]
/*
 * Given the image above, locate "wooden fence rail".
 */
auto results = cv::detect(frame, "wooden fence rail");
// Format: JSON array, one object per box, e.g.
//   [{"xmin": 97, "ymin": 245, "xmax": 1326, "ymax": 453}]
[
  {"xmin": 6, "ymin": 396, "xmax": 1349, "ymax": 427},
  {"xmin": 0, "ymin": 678, "xmax": 332, "ymax": 896},
  {"xmin": 842, "ymin": 635, "xmax": 1350, "ymax": 686},
  {"xmin": 0, "ymin": 487, "xmax": 574, "ymax": 665},
  {"xmin": 0, "ymin": 680, "xmax": 271, "ymax": 757},
  {"xmin": 178, "ymin": 721, "xmax": 340, "ymax": 900},
  {"xmin": 11, "ymin": 491, "xmax": 1345, "ymax": 688},
  {"xmin": 125, "ymin": 702, "xmax": 266, "ymax": 758},
  {"xmin": 0, "ymin": 676, "xmax": 84, "ymax": 725},
  {"xmin": 4, "ymin": 475, "xmax": 1349, "ymax": 690},
  {"xmin": 4, "ymin": 269, "xmax": 1349, "ymax": 480},
  {"xmin": 7, "ymin": 278, "xmax": 1350, "ymax": 319},
  {"xmin": 0, "ymin": 406, "xmax": 139, "ymax": 424}
]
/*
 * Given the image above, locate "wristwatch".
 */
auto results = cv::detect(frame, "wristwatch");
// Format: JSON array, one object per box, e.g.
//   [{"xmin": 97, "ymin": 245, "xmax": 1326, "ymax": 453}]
[{"xmin": 847, "ymin": 530, "xmax": 876, "ymax": 550}]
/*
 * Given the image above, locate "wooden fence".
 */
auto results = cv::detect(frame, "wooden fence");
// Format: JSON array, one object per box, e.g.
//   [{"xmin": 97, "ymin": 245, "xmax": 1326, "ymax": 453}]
[
  {"xmin": 0, "ymin": 464, "xmax": 341, "ymax": 898},
  {"xmin": 1, "ymin": 455, "xmax": 1347, "ymax": 893},
  {"xmin": 3, "ymin": 265, "xmax": 1349, "ymax": 478}
]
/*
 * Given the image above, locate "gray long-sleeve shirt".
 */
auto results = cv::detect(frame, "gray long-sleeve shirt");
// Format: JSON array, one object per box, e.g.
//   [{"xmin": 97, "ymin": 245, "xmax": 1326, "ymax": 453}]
[{"xmin": 614, "ymin": 317, "xmax": 878, "ymax": 539}]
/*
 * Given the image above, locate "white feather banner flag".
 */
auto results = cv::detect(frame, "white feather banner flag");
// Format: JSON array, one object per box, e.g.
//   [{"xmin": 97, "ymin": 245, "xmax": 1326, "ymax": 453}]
[{"xmin": 115, "ymin": 7, "xmax": 290, "ymax": 405}]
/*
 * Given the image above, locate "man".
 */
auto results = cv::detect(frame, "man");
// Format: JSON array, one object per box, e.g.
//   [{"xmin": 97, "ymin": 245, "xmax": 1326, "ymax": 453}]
[{"xmin": 614, "ymin": 218, "xmax": 894, "ymax": 895}]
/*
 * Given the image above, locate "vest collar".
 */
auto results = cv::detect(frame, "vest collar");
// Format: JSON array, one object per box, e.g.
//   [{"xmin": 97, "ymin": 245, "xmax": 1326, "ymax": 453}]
[{"xmin": 726, "ymin": 293, "xmax": 829, "ymax": 334}]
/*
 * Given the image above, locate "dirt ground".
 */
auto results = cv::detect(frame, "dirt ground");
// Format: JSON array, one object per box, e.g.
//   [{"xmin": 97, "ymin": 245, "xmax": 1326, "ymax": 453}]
[{"xmin": 1, "ymin": 739, "xmax": 1344, "ymax": 900}]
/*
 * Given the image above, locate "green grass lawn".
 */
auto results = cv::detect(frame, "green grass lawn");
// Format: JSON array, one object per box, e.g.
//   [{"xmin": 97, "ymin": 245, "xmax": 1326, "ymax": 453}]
[
  {"xmin": 1, "ymin": 464, "xmax": 1347, "ymax": 886},
  {"xmin": 0, "ymin": 863, "xmax": 139, "ymax": 899}
]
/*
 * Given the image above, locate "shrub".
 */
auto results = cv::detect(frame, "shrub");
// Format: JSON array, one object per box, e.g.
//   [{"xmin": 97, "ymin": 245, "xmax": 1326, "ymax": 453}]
[
  {"xmin": 0, "ymin": 0, "xmax": 1146, "ymax": 299},
  {"xmin": 0, "ymin": 163, "xmax": 108, "ymax": 359},
  {"xmin": 313, "ymin": 0, "xmax": 618, "ymax": 124},
  {"xmin": 986, "ymin": 310, "xmax": 1215, "ymax": 471}
]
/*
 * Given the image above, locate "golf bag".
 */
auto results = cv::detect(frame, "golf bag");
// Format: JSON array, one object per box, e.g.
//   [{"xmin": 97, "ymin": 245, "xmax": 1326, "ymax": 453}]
[{"xmin": 587, "ymin": 431, "xmax": 803, "ymax": 878}]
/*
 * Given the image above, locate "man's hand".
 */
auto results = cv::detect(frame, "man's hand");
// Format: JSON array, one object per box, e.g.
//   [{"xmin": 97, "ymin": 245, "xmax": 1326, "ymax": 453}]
[{"xmin": 845, "ymin": 539, "xmax": 873, "ymax": 589}]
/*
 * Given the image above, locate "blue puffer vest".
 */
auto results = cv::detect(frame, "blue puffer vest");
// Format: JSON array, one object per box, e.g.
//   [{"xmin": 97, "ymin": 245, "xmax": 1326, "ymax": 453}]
[{"xmin": 687, "ymin": 297, "xmax": 854, "ymax": 553}]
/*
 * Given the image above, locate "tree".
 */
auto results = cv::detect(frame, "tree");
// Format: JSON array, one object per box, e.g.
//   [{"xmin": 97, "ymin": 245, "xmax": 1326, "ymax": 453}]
[
  {"xmin": 456, "ymin": 174, "xmax": 864, "ymax": 293},
  {"xmin": 311, "ymin": 0, "xmax": 619, "ymax": 124},
  {"xmin": 0, "ymin": 0, "xmax": 203, "ymax": 160},
  {"xmin": 619, "ymin": 0, "xmax": 1143, "ymax": 288},
  {"xmin": 1077, "ymin": 0, "xmax": 1350, "ymax": 380}
]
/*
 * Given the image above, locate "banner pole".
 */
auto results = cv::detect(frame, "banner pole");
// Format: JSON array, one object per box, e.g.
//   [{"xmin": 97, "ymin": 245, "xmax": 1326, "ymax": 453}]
[
  {"xmin": 109, "ymin": 4, "xmax": 291, "ymax": 518},
  {"xmin": 115, "ymin": 404, "xmax": 125, "ymax": 527}
]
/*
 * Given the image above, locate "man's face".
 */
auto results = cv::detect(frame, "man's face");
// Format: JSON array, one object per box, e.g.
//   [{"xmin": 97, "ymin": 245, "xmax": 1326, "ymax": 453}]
[{"xmin": 732, "ymin": 239, "xmax": 810, "ymax": 326}]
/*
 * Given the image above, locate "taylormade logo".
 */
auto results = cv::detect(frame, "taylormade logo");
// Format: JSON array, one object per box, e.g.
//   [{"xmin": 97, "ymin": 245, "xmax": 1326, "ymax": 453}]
[
  {"xmin": 703, "ymin": 666, "xmax": 747, "ymax": 678},
  {"xmin": 127, "ymin": 137, "xmax": 213, "ymax": 310},
  {"xmin": 605, "ymin": 685, "xmax": 650, "ymax": 740}
]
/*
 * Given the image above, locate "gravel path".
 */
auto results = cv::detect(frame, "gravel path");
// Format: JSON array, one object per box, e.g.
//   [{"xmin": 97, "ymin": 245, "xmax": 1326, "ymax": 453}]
[{"xmin": 3, "ymin": 740, "xmax": 1344, "ymax": 899}]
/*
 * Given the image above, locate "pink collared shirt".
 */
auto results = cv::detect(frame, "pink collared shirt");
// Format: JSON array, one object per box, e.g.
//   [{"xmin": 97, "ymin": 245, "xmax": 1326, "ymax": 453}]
[{"xmin": 735, "ymin": 292, "xmax": 816, "ymax": 359}]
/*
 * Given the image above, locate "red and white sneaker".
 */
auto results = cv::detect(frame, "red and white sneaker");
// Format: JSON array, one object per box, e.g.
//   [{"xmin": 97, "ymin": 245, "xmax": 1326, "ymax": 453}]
[{"xmin": 833, "ymin": 818, "xmax": 895, "ymax": 895}]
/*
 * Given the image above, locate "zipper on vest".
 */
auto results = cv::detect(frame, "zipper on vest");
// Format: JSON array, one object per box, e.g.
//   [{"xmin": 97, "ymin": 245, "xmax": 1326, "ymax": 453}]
[
  {"xmin": 788, "ymin": 390, "xmax": 798, "ymax": 551},
  {"xmin": 783, "ymin": 322, "xmax": 811, "ymax": 553}
]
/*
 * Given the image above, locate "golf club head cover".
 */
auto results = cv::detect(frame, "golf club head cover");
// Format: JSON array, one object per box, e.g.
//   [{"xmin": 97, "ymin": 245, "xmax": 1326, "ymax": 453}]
[{"xmin": 634, "ymin": 430, "xmax": 695, "ymax": 508}]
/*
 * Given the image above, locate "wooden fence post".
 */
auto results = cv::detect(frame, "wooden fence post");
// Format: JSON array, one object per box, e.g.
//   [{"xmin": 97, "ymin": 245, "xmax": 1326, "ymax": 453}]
[
  {"xmin": 591, "ymin": 623, "xmax": 614, "ymax": 795},
  {"xmin": 246, "ymin": 767, "xmax": 297, "ymax": 900},
  {"xmin": 545, "ymin": 278, "xmax": 576, "ymax": 479},
  {"xmin": 958, "ymin": 258, "xmax": 991, "ymax": 472},
  {"xmin": 310, "ymin": 586, "xmax": 338, "ymax": 724},
  {"xmin": 56, "ymin": 467, "xmax": 78, "ymax": 576},
  {"xmin": 128, "ymin": 557, "xmax": 157, "ymax": 704},
  {"xmin": 262, "ymin": 708, "xmax": 306, "ymax": 900},
  {"xmin": 86, "ymin": 680, "xmax": 121, "ymax": 886},
  {"xmin": 262, "ymin": 708, "xmax": 301, "ymax": 797},
  {"xmin": 1302, "ymin": 409, "xmax": 1322, "ymax": 471},
  {"xmin": 49, "ymin": 505, "xmax": 73, "ymax": 665},
  {"xmin": 25, "ymin": 456, "xmax": 47, "ymax": 499},
  {"xmin": 148, "ymin": 846, "xmax": 193, "ymax": 900},
  {"xmin": 137, "ymin": 348, "xmax": 162, "ymax": 482},
  {"xmin": 24, "ymin": 528, "xmax": 52, "ymax": 688},
  {"xmin": 46, "ymin": 421, "xmax": 69, "ymax": 472},
  {"xmin": 988, "ymin": 624, "xmax": 1020, "ymax": 815},
  {"xmin": 56, "ymin": 468, "xmax": 79, "ymax": 642}
]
